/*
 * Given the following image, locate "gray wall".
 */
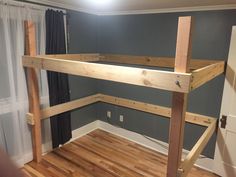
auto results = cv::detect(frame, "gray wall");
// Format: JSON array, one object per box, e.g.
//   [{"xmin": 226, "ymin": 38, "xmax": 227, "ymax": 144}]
[
  {"xmin": 68, "ymin": 10, "xmax": 236, "ymax": 158},
  {"xmin": 67, "ymin": 10, "xmax": 99, "ymax": 129}
]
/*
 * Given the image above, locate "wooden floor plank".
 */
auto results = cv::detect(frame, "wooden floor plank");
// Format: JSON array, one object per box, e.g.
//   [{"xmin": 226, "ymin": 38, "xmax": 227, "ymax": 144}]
[{"xmin": 23, "ymin": 129, "xmax": 218, "ymax": 177}]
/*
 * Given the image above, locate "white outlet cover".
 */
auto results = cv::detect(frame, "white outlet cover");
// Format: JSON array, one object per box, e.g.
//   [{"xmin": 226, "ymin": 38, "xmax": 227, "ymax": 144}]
[
  {"xmin": 119, "ymin": 115, "xmax": 124, "ymax": 122},
  {"xmin": 107, "ymin": 111, "xmax": 111, "ymax": 118}
]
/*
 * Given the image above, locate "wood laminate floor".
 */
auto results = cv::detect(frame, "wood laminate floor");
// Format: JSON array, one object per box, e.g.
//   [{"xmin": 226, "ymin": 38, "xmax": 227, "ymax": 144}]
[{"xmin": 22, "ymin": 129, "xmax": 218, "ymax": 177}]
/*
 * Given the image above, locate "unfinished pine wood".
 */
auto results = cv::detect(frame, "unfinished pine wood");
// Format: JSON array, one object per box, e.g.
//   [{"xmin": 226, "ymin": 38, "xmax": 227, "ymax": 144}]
[
  {"xmin": 40, "ymin": 53, "xmax": 100, "ymax": 61},
  {"xmin": 22, "ymin": 130, "xmax": 218, "ymax": 177},
  {"xmin": 191, "ymin": 61, "xmax": 225, "ymax": 90},
  {"xmin": 167, "ymin": 16, "xmax": 193, "ymax": 177},
  {"xmin": 26, "ymin": 113, "xmax": 34, "ymax": 125},
  {"xmin": 27, "ymin": 93, "xmax": 215, "ymax": 127},
  {"xmin": 99, "ymin": 94, "xmax": 215, "ymax": 127},
  {"xmin": 41, "ymin": 94, "xmax": 100, "ymax": 120},
  {"xmin": 22, "ymin": 56, "xmax": 192, "ymax": 93},
  {"xmin": 24, "ymin": 21, "xmax": 42, "ymax": 163},
  {"xmin": 100, "ymin": 54, "xmax": 222, "ymax": 70},
  {"xmin": 179, "ymin": 120, "xmax": 217, "ymax": 177}
]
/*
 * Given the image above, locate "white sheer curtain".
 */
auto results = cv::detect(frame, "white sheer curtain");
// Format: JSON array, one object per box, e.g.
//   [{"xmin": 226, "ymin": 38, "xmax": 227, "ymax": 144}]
[{"xmin": 0, "ymin": 1, "xmax": 50, "ymax": 166}]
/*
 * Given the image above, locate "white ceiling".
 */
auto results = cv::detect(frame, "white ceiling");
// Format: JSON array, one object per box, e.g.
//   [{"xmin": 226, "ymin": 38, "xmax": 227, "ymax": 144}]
[{"xmin": 29, "ymin": 0, "xmax": 236, "ymax": 15}]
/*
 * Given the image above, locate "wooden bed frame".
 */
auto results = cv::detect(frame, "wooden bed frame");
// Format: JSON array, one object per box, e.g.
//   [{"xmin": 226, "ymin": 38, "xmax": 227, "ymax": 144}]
[{"xmin": 23, "ymin": 16, "xmax": 225, "ymax": 177}]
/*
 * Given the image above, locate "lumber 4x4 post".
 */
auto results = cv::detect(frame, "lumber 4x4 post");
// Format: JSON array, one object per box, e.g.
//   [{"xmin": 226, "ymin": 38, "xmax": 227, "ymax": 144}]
[
  {"xmin": 25, "ymin": 21, "xmax": 42, "ymax": 163},
  {"xmin": 167, "ymin": 16, "xmax": 193, "ymax": 177}
]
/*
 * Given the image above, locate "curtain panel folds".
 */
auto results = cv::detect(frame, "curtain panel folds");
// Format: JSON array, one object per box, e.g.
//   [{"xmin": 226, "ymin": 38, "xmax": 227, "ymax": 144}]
[
  {"xmin": 45, "ymin": 9, "xmax": 72, "ymax": 148},
  {"xmin": 0, "ymin": 3, "xmax": 49, "ymax": 166}
]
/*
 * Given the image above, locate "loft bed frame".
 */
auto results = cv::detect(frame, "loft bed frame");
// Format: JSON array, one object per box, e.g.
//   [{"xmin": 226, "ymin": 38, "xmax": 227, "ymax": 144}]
[{"xmin": 23, "ymin": 17, "xmax": 225, "ymax": 177}]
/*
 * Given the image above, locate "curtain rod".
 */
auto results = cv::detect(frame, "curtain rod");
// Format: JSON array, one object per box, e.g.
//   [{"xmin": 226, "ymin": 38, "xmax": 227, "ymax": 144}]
[
  {"xmin": 0, "ymin": 1, "xmax": 67, "ymax": 15},
  {"xmin": 0, "ymin": 1, "xmax": 43, "ymax": 11},
  {"xmin": 23, "ymin": 0, "xmax": 67, "ymax": 15}
]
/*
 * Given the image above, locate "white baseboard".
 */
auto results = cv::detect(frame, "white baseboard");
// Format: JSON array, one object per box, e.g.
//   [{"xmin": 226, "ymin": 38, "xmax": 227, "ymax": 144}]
[
  {"xmin": 71, "ymin": 120, "xmax": 100, "ymax": 141},
  {"xmin": 71, "ymin": 120, "xmax": 214, "ymax": 173}
]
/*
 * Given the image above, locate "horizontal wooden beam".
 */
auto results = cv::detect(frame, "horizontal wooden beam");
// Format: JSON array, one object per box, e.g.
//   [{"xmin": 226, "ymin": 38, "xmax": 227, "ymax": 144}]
[
  {"xmin": 41, "ymin": 94, "xmax": 100, "ymax": 120},
  {"xmin": 26, "ymin": 93, "xmax": 215, "ymax": 127},
  {"xmin": 178, "ymin": 119, "xmax": 217, "ymax": 177},
  {"xmin": 190, "ymin": 61, "xmax": 225, "ymax": 90},
  {"xmin": 100, "ymin": 54, "xmax": 223, "ymax": 70},
  {"xmin": 23, "ymin": 56, "xmax": 192, "ymax": 93},
  {"xmin": 99, "ymin": 94, "xmax": 215, "ymax": 127},
  {"xmin": 26, "ymin": 94, "xmax": 100, "ymax": 125},
  {"xmin": 38, "ymin": 53, "xmax": 100, "ymax": 62}
]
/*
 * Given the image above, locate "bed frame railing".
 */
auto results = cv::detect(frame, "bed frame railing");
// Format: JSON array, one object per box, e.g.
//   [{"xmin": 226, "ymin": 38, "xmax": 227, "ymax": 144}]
[{"xmin": 23, "ymin": 16, "xmax": 224, "ymax": 177}]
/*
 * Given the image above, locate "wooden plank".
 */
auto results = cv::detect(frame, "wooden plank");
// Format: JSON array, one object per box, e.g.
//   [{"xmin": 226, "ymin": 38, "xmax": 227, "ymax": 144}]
[
  {"xmin": 24, "ymin": 21, "xmax": 42, "ymax": 163},
  {"xmin": 184, "ymin": 112, "xmax": 214, "ymax": 127},
  {"xmin": 100, "ymin": 54, "xmax": 221, "ymax": 70},
  {"xmin": 39, "ymin": 53, "xmax": 100, "ymax": 62},
  {"xmin": 179, "ymin": 120, "xmax": 217, "ymax": 177},
  {"xmin": 27, "ymin": 93, "xmax": 215, "ymax": 127},
  {"xmin": 22, "ymin": 56, "xmax": 192, "ymax": 93},
  {"xmin": 100, "ymin": 54, "xmax": 176, "ymax": 68},
  {"xmin": 24, "ymin": 165, "xmax": 45, "ymax": 177},
  {"xmin": 167, "ymin": 16, "xmax": 193, "ymax": 177},
  {"xmin": 41, "ymin": 94, "xmax": 100, "ymax": 119},
  {"xmin": 99, "ymin": 94, "xmax": 214, "ymax": 127},
  {"xmin": 191, "ymin": 61, "xmax": 225, "ymax": 90}
]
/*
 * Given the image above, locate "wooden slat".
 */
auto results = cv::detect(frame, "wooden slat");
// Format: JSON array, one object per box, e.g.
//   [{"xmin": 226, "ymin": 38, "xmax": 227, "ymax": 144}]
[
  {"xmin": 39, "ymin": 53, "xmax": 100, "ymax": 62},
  {"xmin": 167, "ymin": 16, "xmax": 193, "ymax": 177},
  {"xmin": 26, "ymin": 93, "xmax": 215, "ymax": 127},
  {"xmin": 191, "ymin": 61, "xmax": 225, "ymax": 90},
  {"xmin": 179, "ymin": 120, "xmax": 217, "ymax": 177},
  {"xmin": 22, "ymin": 56, "xmax": 192, "ymax": 93},
  {"xmin": 24, "ymin": 21, "xmax": 42, "ymax": 163},
  {"xmin": 100, "ymin": 54, "xmax": 176, "ymax": 68},
  {"xmin": 41, "ymin": 94, "xmax": 100, "ymax": 119},
  {"xmin": 100, "ymin": 54, "xmax": 222, "ymax": 70},
  {"xmin": 99, "ymin": 94, "xmax": 215, "ymax": 127}
]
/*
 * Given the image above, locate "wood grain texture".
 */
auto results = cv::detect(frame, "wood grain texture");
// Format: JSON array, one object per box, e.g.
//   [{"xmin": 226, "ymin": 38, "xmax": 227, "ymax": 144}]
[
  {"xmin": 22, "ymin": 130, "xmax": 218, "ymax": 177},
  {"xmin": 22, "ymin": 56, "xmax": 192, "ymax": 93},
  {"xmin": 191, "ymin": 61, "xmax": 225, "ymax": 90},
  {"xmin": 180, "ymin": 120, "xmax": 217, "ymax": 177},
  {"xmin": 40, "ymin": 94, "xmax": 100, "ymax": 120},
  {"xmin": 40, "ymin": 53, "xmax": 100, "ymax": 61},
  {"xmin": 24, "ymin": 21, "xmax": 42, "ymax": 163},
  {"xmin": 167, "ymin": 16, "xmax": 193, "ymax": 177},
  {"xmin": 27, "ymin": 93, "xmax": 215, "ymax": 127},
  {"xmin": 99, "ymin": 94, "xmax": 215, "ymax": 127},
  {"xmin": 100, "ymin": 54, "xmax": 222, "ymax": 70}
]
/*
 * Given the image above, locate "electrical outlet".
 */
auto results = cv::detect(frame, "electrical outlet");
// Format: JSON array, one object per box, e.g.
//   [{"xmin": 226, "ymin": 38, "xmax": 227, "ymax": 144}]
[
  {"xmin": 107, "ymin": 111, "xmax": 111, "ymax": 118},
  {"xmin": 119, "ymin": 115, "xmax": 124, "ymax": 122}
]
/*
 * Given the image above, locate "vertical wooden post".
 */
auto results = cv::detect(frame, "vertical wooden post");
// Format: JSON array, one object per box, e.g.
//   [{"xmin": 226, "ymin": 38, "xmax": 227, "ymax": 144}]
[
  {"xmin": 24, "ymin": 21, "xmax": 42, "ymax": 162},
  {"xmin": 167, "ymin": 16, "xmax": 193, "ymax": 177}
]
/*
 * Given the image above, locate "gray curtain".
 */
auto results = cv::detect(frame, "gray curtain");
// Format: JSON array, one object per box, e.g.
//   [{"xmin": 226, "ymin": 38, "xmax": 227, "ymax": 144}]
[{"xmin": 46, "ymin": 9, "xmax": 72, "ymax": 148}]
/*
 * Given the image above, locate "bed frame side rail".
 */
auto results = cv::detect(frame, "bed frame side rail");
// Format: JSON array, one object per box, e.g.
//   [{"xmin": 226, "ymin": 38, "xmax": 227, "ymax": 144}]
[
  {"xmin": 190, "ymin": 61, "xmax": 225, "ymax": 90},
  {"xmin": 22, "ymin": 55, "xmax": 192, "ymax": 93},
  {"xmin": 99, "ymin": 54, "xmax": 224, "ymax": 70},
  {"xmin": 26, "ymin": 93, "xmax": 215, "ymax": 127},
  {"xmin": 178, "ymin": 119, "xmax": 217, "ymax": 177}
]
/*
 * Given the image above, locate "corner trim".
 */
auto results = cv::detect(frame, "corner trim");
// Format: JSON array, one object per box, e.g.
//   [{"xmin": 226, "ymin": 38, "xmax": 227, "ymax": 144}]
[
  {"xmin": 26, "ymin": 1, "xmax": 236, "ymax": 16},
  {"xmin": 97, "ymin": 4, "xmax": 236, "ymax": 16},
  {"xmin": 71, "ymin": 120, "xmax": 100, "ymax": 141}
]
